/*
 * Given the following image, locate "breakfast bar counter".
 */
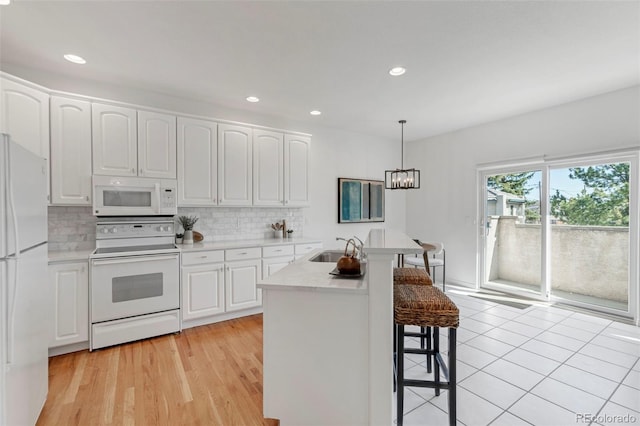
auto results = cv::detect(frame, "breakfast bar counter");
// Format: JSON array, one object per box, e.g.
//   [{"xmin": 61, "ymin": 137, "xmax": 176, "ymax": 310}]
[{"xmin": 258, "ymin": 229, "xmax": 421, "ymax": 425}]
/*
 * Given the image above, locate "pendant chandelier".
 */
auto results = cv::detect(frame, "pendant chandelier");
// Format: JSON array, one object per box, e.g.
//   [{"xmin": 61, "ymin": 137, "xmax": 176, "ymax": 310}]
[{"xmin": 385, "ymin": 120, "xmax": 420, "ymax": 190}]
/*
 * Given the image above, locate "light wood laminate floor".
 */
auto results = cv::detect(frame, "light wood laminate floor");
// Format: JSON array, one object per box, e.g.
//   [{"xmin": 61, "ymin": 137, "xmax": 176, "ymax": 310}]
[{"xmin": 37, "ymin": 315, "xmax": 277, "ymax": 426}]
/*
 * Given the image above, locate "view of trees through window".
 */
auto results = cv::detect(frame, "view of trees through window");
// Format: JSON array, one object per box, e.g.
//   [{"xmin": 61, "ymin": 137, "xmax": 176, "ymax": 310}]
[
  {"xmin": 550, "ymin": 164, "xmax": 629, "ymax": 226},
  {"xmin": 488, "ymin": 163, "xmax": 630, "ymax": 226}
]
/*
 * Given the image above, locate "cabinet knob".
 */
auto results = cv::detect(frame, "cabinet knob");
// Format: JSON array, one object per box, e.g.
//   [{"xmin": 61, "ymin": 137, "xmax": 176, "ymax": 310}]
[
  {"xmin": 140, "ymin": 168, "xmax": 143, "ymax": 175},
  {"xmin": 131, "ymin": 168, "xmax": 135, "ymax": 173},
  {"xmin": 85, "ymin": 195, "xmax": 90, "ymax": 201}
]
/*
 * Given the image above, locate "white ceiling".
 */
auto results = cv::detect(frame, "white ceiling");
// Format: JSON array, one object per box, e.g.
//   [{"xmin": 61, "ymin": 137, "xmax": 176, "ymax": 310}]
[{"xmin": 1, "ymin": 1, "xmax": 638, "ymax": 141}]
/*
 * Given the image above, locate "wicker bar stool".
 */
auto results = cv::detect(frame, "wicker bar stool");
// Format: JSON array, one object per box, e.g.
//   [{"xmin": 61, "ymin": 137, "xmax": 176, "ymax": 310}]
[
  {"xmin": 394, "ymin": 284, "xmax": 459, "ymax": 426},
  {"xmin": 393, "ymin": 267, "xmax": 434, "ymax": 370},
  {"xmin": 393, "ymin": 267, "xmax": 433, "ymax": 286}
]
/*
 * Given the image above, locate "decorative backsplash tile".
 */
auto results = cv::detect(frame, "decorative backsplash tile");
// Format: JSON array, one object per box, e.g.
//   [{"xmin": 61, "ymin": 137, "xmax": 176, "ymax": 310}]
[
  {"xmin": 47, "ymin": 206, "xmax": 305, "ymax": 250},
  {"xmin": 176, "ymin": 207, "xmax": 304, "ymax": 241},
  {"xmin": 48, "ymin": 206, "xmax": 97, "ymax": 251}
]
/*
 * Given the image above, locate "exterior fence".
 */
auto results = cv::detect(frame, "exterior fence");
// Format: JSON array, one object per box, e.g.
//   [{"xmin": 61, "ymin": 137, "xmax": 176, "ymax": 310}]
[{"xmin": 486, "ymin": 216, "xmax": 629, "ymax": 302}]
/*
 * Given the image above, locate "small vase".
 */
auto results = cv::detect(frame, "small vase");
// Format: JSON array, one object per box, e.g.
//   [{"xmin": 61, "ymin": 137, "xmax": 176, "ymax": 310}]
[
  {"xmin": 183, "ymin": 230, "xmax": 194, "ymax": 245},
  {"xmin": 273, "ymin": 230, "xmax": 283, "ymax": 239}
]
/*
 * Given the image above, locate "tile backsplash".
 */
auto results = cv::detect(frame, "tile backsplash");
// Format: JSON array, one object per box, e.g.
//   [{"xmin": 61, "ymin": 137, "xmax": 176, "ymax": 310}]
[
  {"xmin": 177, "ymin": 207, "xmax": 304, "ymax": 241},
  {"xmin": 48, "ymin": 206, "xmax": 96, "ymax": 251},
  {"xmin": 47, "ymin": 206, "xmax": 305, "ymax": 251}
]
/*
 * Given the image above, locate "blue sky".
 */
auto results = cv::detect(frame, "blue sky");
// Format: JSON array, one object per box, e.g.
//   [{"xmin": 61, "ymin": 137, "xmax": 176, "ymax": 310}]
[{"xmin": 510, "ymin": 169, "xmax": 587, "ymax": 201}]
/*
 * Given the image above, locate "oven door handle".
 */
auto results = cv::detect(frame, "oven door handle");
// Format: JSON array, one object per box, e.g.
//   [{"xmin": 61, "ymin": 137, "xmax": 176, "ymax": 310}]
[{"xmin": 92, "ymin": 254, "xmax": 178, "ymax": 266}]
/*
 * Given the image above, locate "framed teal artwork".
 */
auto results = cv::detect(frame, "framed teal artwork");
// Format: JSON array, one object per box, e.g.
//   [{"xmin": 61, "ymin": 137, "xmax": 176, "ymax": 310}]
[{"xmin": 338, "ymin": 178, "xmax": 385, "ymax": 223}]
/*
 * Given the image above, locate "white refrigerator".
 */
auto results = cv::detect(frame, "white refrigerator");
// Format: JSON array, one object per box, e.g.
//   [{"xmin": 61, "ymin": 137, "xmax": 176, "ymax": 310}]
[{"xmin": 0, "ymin": 134, "xmax": 48, "ymax": 426}]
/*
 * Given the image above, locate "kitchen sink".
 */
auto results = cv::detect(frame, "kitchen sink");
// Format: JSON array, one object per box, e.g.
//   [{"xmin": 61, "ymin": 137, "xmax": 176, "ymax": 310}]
[{"xmin": 308, "ymin": 250, "xmax": 344, "ymax": 262}]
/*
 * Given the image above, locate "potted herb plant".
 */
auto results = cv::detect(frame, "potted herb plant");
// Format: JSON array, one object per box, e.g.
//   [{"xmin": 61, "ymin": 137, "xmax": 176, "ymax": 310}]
[{"xmin": 178, "ymin": 215, "xmax": 199, "ymax": 245}]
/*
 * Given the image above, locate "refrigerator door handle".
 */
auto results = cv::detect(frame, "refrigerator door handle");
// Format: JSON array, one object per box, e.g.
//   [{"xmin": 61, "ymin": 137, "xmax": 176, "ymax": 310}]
[
  {"xmin": 5, "ymin": 143, "xmax": 20, "ymax": 365},
  {"xmin": 6, "ymin": 143, "xmax": 20, "ymax": 260},
  {"xmin": 5, "ymin": 257, "xmax": 17, "ymax": 365}
]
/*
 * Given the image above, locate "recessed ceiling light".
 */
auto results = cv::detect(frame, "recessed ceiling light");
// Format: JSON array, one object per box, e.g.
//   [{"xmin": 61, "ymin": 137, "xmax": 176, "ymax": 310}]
[
  {"xmin": 389, "ymin": 66, "xmax": 406, "ymax": 76},
  {"xmin": 246, "ymin": 96, "xmax": 260, "ymax": 103},
  {"xmin": 310, "ymin": 110, "xmax": 322, "ymax": 116},
  {"xmin": 64, "ymin": 54, "xmax": 86, "ymax": 64},
  {"xmin": 0, "ymin": 0, "xmax": 11, "ymax": 5}
]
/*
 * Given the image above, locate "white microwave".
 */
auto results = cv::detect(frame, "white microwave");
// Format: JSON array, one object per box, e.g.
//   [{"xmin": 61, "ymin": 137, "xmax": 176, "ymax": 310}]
[{"xmin": 93, "ymin": 176, "xmax": 177, "ymax": 216}]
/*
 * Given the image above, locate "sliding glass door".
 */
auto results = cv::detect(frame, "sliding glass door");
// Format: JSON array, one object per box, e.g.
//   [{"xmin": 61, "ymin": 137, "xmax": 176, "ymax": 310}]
[
  {"xmin": 549, "ymin": 161, "xmax": 631, "ymax": 312},
  {"xmin": 483, "ymin": 169, "xmax": 544, "ymax": 297},
  {"xmin": 480, "ymin": 152, "xmax": 638, "ymax": 319}
]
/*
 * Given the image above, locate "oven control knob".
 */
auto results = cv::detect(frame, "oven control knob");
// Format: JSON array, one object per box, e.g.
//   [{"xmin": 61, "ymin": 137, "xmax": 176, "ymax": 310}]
[
  {"xmin": 166, "ymin": 226, "xmax": 172, "ymax": 232},
  {"xmin": 157, "ymin": 226, "xmax": 164, "ymax": 232},
  {"xmin": 101, "ymin": 228, "xmax": 109, "ymax": 234},
  {"xmin": 110, "ymin": 227, "xmax": 118, "ymax": 234}
]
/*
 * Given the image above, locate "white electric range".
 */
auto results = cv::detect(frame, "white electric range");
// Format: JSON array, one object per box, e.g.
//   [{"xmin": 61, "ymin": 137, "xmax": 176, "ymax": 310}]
[{"xmin": 89, "ymin": 216, "xmax": 180, "ymax": 350}]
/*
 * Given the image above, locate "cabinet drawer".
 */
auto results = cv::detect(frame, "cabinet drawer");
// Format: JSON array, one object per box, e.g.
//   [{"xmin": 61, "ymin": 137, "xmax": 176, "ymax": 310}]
[
  {"xmin": 225, "ymin": 247, "xmax": 261, "ymax": 261},
  {"xmin": 262, "ymin": 244, "xmax": 294, "ymax": 258},
  {"xmin": 182, "ymin": 250, "xmax": 224, "ymax": 266},
  {"xmin": 295, "ymin": 242, "xmax": 323, "ymax": 255}
]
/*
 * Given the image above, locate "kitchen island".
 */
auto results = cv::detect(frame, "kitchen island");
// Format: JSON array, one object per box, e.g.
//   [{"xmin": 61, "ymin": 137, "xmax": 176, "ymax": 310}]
[{"xmin": 258, "ymin": 229, "xmax": 422, "ymax": 425}]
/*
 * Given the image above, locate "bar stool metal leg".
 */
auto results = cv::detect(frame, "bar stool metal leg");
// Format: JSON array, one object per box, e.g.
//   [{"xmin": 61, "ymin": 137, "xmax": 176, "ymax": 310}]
[
  {"xmin": 448, "ymin": 328, "xmax": 457, "ymax": 425},
  {"xmin": 397, "ymin": 323, "xmax": 405, "ymax": 426}
]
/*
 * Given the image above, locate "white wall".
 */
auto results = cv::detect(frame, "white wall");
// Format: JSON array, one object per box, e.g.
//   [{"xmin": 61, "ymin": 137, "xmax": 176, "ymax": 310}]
[
  {"xmin": 405, "ymin": 86, "xmax": 640, "ymax": 287},
  {"xmin": 3, "ymin": 66, "xmax": 406, "ymax": 249}
]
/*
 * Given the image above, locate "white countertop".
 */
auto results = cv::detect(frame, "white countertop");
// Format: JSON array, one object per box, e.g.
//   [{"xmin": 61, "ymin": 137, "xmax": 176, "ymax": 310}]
[
  {"xmin": 363, "ymin": 229, "xmax": 422, "ymax": 255},
  {"xmin": 48, "ymin": 249, "xmax": 94, "ymax": 263},
  {"xmin": 179, "ymin": 237, "xmax": 321, "ymax": 252},
  {"xmin": 258, "ymin": 250, "xmax": 367, "ymax": 294}
]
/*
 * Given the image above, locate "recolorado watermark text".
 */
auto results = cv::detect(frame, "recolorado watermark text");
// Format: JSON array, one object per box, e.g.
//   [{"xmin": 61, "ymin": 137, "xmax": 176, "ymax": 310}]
[{"xmin": 576, "ymin": 413, "xmax": 637, "ymax": 424}]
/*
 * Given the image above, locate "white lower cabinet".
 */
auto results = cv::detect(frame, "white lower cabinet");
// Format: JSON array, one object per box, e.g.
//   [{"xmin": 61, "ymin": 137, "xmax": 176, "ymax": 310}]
[
  {"xmin": 225, "ymin": 259, "xmax": 262, "ymax": 312},
  {"xmin": 48, "ymin": 261, "xmax": 88, "ymax": 348},
  {"xmin": 181, "ymin": 262, "xmax": 225, "ymax": 320},
  {"xmin": 262, "ymin": 244, "xmax": 295, "ymax": 279},
  {"xmin": 180, "ymin": 247, "xmax": 262, "ymax": 325},
  {"xmin": 262, "ymin": 256, "xmax": 294, "ymax": 280},
  {"xmin": 294, "ymin": 242, "xmax": 323, "ymax": 259}
]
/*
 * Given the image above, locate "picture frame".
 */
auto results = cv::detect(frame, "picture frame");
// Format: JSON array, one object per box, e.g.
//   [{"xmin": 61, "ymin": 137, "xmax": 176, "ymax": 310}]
[{"xmin": 338, "ymin": 178, "xmax": 385, "ymax": 223}]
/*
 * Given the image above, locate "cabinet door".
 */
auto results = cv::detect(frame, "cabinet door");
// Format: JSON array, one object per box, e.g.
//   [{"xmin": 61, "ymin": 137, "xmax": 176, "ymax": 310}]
[
  {"xmin": 92, "ymin": 103, "xmax": 137, "ymax": 176},
  {"xmin": 0, "ymin": 77, "xmax": 50, "ymax": 200},
  {"xmin": 48, "ymin": 262, "xmax": 89, "ymax": 348},
  {"xmin": 0, "ymin": 77, "xmax": 50, "ymax": 161},
  {"xmin": 138, "ymin": 110, "xmax": 177, "ymax": 179},
  {"xmin": 284, "ymin": 134, "xmax": 311, "ymax": 207},
  {"xmin": 253, "ymin": 130, "xmax": 284, "ymax": 206},
  {"xmin": 218, "ymin": 124, "xmax": 252, "ymax": 206},
  {"xmin": 262, "ymin": 256, "xmax": 294, "ymax": 280},
  {"xmin": 182, "ymin": 263, "xmax": 225, "ymax": 320},
  {"xmin": 177, "ymin": 117, "xmax": 218, "ymax": 205},
  {"xmin": 50, "ymin": 97, "xmax": 92, "ymax": 205},
  {"xmin": 225, "ymin": 259, "xmax": 262, "ymax": 311}
]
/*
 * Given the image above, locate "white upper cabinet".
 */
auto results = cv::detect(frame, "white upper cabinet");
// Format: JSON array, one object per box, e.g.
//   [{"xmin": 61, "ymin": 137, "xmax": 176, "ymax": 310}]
[
  {"xmin": 92, "ymin": 103, "xmax": 137, "ymax": 177},
  {"xmin": 50, "ymin": 96, "xmax": 92, "ymax": 205},
  {"xmin": 0, "ymin": 77, "xmax": 50, "ymax": 160},
  {"xmin": 0, "ymin": 77, "xmax": 50, "ymax": 200},
  {"xmin": 218, "ymin": 124, "xmax": 252, "ymax": 206},
  {"xmin": 284, "ymin": 134, "xmax": 311, "ymax": 206},
  {"xmin": 138, "ymin": 110, "xmax": 176, "ymax": 179},
  {"xmin": 177, "ymin": 117, "xmax": 218, "ymax": 206},
  {"xmin": 253, "ymin": 130, "xmax": 284, "ymax": 206}
]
